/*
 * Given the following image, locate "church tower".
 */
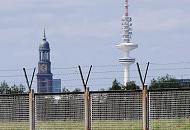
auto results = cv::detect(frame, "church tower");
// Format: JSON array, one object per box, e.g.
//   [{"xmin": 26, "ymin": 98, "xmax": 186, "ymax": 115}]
[{"xmin": 37, "ymin": 30, "xmax": 53, "ymax": 93}]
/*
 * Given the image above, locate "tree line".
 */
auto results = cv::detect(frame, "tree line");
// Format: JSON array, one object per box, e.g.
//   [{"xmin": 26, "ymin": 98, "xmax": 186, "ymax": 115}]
[
  {"xmin": 0, "ymin": 74, "xmax": 190, "ymax": 94},
  {"xmin": 109, "ymin": 74, "xmax": 190, "ymax": 91},
  {"xmin": 0, "ymin": 81, "xmax": 26, "ymax": 94}
]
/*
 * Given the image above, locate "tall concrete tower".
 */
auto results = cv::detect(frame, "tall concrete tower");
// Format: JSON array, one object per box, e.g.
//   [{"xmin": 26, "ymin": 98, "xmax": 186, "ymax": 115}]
[{"xmin": 116, "ymin": 0, "xmax": 138, "ymax": 85}]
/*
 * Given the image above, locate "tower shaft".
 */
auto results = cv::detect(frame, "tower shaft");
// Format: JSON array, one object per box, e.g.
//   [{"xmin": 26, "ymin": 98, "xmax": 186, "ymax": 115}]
[{"xmin": 124, "ymin": 65, "xmax": 130, "ymax": 85}]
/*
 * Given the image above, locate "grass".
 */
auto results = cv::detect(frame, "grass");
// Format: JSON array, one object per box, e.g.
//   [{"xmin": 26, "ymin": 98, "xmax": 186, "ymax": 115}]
[
  {"xmin": 0, "ymin": 119, "xmax": 189, "ymax": 130},
  {"xmin": 36, "ymin": 120, "xmax": 85, "ymax": 130},
  {"xmin": 0, "ymin": 121, "xmax": 29, "ymax": 130},
  {"xmin": 150, "ymin": 118, "xmax": 190, "ymax": 130},
  {"xmin": 92, "ymin": 120, "xmax": 142, "ymax": 130}
]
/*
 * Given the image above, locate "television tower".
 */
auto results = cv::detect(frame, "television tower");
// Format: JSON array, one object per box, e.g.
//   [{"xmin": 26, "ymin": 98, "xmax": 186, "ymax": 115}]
[{"xmin": 116, "ymin": 0, "xmax": 138, "ymax": 85}]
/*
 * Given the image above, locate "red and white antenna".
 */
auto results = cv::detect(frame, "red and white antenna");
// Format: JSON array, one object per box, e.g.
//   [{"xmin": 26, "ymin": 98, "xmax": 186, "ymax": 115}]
[
  {"xmin": 116, "ymin": 0, "xmax": 138, "ymax": 85},
  {"xmin": 122, "ymin": 0, "xmax": 132, "ymax": 43},
  {"xmin": 125, "ymin": 0, "xmax": 129, "ymax": 16}
]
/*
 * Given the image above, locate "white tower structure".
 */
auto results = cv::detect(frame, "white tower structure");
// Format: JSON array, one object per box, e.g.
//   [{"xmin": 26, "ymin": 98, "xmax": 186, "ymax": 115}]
[{"xmin": 116, "ymin": 0, "xmax": 138, "ymax": 85}]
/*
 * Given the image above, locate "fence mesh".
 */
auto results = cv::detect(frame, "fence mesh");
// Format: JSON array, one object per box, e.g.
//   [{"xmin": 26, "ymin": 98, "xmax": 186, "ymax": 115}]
[
  {"xmin": 35, "ymin": 93, "xmax": 85, "ymax": 130},
  {"xmin": 0, "ymin": 94, "xmax": 29, "ymax": 130},
  {"xmin": 90, "ymin": 91, "xmax": 143, "ymax": 130},
  {"xmin": 149, "ymin": 90, "xmax": 190, "ymax": 130},
  {"xmin": 0, "ymin": 90, "xmax": 190, "ymax": 130}
]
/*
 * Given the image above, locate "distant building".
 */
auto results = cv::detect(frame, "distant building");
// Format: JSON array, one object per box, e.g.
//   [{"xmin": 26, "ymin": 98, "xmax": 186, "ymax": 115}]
[
  {"xmin": 36, "ymin": 30, "xmax": 61, "ymax": 93},
  {"xmin": 53, "ymin": 79, "xmax": 61, "ymax": 93}
]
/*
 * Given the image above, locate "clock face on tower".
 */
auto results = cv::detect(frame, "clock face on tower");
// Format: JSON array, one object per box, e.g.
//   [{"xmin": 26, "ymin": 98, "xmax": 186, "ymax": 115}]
[{"xmin": 40, "ymin": 64, "xmax": 48, "ymax": 72}]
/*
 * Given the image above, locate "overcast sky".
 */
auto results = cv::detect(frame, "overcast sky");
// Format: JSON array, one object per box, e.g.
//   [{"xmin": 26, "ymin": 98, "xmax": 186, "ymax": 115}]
[{"xmin": 0, "ymin": 0, "xmax": 190, "ymax": 90}]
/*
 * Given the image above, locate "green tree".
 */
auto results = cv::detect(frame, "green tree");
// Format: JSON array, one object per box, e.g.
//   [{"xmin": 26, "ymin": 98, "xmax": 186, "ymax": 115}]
[
  {"xmin": 73, "ymin": 88, "xmax": 81, "ymax": 92},
  {"xmin": 10, "ymin": 84, "xmax": 26, "ymax": 94},
  {"xmin": 149, "ymin": 74, "xmax": 181, "ymax": 90},
  {"xmin": 19, "ymin": 84, "xmax": 26, "ymax": 93},
  {"xmin": 123, "ymin": 81, "xmax": 140, "ymax": 90},
  {"xmin": 0, "ymin": 81, "xmax": 10, "ymax": 94},
  {"xmin": 109, "ymin": 79, "xmax": 139, "ymax": 91},
  {"xmin": 0, "ymin": 81, "xmax": 26, "ymax": 94},
  {"xmin": 109, "ymin": 79, "xmax": 122, "ymax": 90},
  {"xmin": 62, "ymin": 87, "xmax": 70, "ymax": 92}
]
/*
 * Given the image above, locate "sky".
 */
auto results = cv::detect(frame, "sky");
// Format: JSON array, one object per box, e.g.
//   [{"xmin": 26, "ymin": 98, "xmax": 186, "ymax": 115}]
[{"xmin": 0, "ymin": 0, "xmax": 190, "ymax": 91}]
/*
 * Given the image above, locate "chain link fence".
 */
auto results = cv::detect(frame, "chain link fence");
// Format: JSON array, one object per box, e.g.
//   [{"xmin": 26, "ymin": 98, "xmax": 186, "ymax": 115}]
[
  {"xmin": 149, "ymin": 89, "xmax": 190, "ymax": 130},
  {"xmin": 0, "ymin": 94, "xmax": 29, "ymax": 130},
  {"xmin": 0, "ymin": 89, "xmax": 190, "ymax": 130},
  {"xmin": 35, "ymin": 93, "xmax": 85, "ymax": 130},
  {"xmin": 90, "ymin": 91, "xmax": 143, "ymax": 130}
]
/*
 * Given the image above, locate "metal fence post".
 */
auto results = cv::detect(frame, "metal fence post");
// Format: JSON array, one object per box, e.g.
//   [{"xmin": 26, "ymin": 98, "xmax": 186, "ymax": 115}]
[
  {"xmin": 85, "ymin": 87, "xmax": 91, "ymax": 130},
  {"xmin": 29, "ymin": 89, "xmax": 35, "ymax": 130},
  {"xmin": 142, "ymin": 85, "xmax": 149, "ymax": 130}
]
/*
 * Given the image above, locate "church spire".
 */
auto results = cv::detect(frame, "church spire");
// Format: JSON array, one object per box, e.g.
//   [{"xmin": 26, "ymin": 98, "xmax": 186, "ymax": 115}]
[
  {"xmin": 39, "ymin": 28, "xmax": 50, "ymax": 50},
  {"xmin": 43, "ymin": 28, "xmax": 46, "ymax": 41}
]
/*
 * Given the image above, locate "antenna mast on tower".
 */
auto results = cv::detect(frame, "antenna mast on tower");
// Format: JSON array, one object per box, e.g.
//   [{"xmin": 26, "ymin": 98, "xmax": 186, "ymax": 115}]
[{"xmin": 122, "ymin": 0, "xmax": 133, "ymax": 43}]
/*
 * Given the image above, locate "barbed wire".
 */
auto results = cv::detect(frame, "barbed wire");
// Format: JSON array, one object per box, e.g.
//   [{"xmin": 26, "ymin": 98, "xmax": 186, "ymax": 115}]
[
  {"xmin": 2, "ymin": 74, "xmax": 190, "ymax": 84},
  {"xmin": 0, "ymin": 61, "xmax": 190, "ymax": 72},
  {"xmin": 1, "ymin": 67, "xmax": 190, "ymax": 77},
  {"xmin": 0, "ymin": 63, "xmax": 190, "ymax": 90},
  {"xmin": 150, "ymin": 61, "xmax": 190, "ymax": 65}
]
